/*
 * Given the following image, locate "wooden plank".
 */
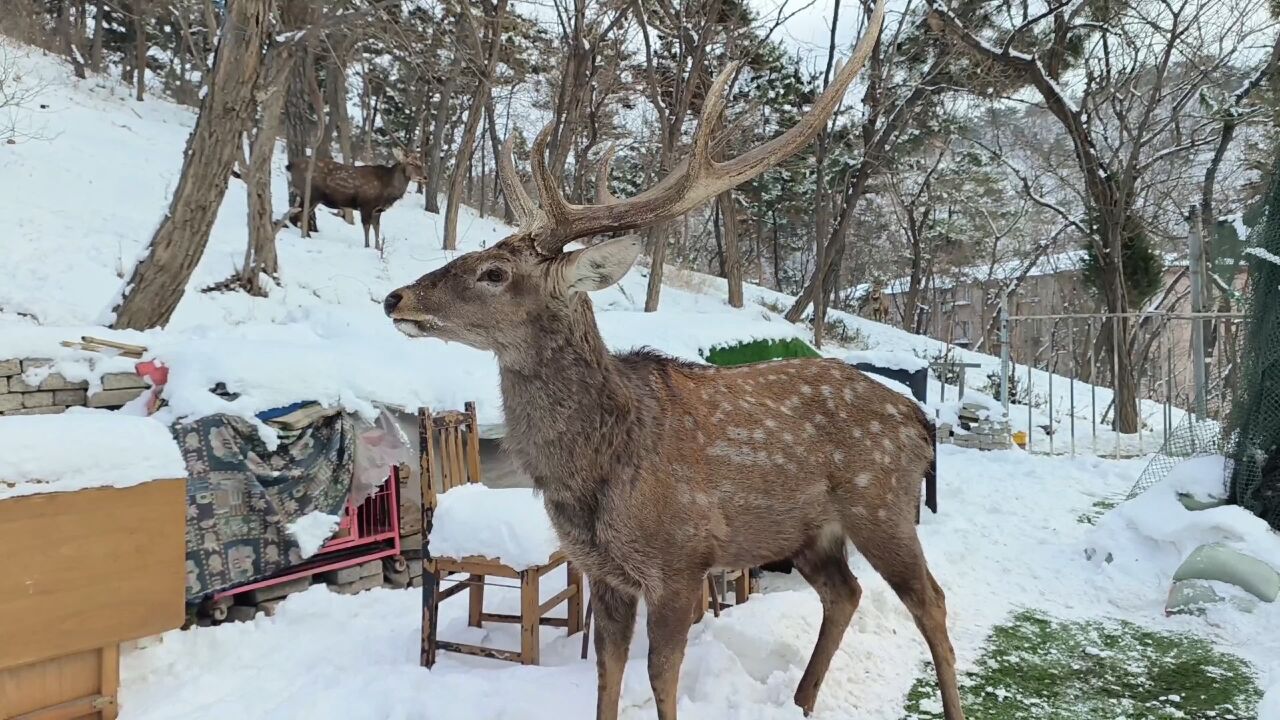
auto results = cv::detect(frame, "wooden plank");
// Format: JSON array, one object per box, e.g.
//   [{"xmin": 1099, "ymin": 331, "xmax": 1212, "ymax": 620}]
[
  {"xmin": 436, "ymin": 641, "xmax": 523, "ymax": 664},
  {"xmin": 476, "ymin": 613, "xmax": 569, "ymax": 628},
  {"xmin": 99, "ymin": 644, "xmax": 119, "ymax": 720},
  {"xmin": 432, "ymin": 557, "xmax": 520, "ymax": 579},
  {"xmin": 464, "ymin": 402, "xmax": 481, "ymax": 484},
  {"xmin": 0, "ymin": 648, "xmax": 101, "ymax": 719},
  {"xmin": 537, "ymin": 585, "xmax": 578, "ymax": 617},
  {"xmin": 421, "ymin": 570, "xmax": 440, "ymax": 668},
  {"xmin": 468, "ymin": 574, "xmax": 485, "ymax": 628},
  {"xmin": 0, "ymin": 480, "xmax": 186, "ymax": 670},
  {"xmin": 11, "ymin": 695, "xmax": 110, "ymax": 720},
  {"xmin": 535, "ymin": 556, "xmax": 568, "ymax": 578},
  {"xmin": 519, "ymin": 570, "xmax": 540, "ymax": 665},
  {"xmin": 566, "ymin": 563, "xmax": 583, "ymax": 636}
]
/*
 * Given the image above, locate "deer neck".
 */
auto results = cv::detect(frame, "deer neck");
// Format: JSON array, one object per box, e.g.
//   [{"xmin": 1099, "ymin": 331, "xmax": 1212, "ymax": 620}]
[{"xmin": 496, "ymin": 296, "xmax": 636, "ymax": 495}]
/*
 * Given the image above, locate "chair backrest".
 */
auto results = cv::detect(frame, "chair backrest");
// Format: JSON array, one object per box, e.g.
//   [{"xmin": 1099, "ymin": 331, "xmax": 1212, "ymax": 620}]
[{"xmin": 418, "ymin": 402, "xmax": 482, "ymax": 509}]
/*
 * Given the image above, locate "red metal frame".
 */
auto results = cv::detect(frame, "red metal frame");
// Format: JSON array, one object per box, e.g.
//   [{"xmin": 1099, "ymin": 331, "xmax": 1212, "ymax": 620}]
[{"xmin": 213, "ymin": 465, "xmax": 403, "ymax": 602}]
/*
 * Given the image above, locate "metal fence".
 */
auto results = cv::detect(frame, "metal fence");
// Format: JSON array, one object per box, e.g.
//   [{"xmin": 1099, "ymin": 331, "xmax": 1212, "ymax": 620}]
[{"xmin": 995, "ymin": 307, "xmax": 1245, "ymax": 458}]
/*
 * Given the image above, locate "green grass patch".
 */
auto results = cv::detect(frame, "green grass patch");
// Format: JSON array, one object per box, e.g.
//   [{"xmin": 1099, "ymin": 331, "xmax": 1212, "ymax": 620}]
[
  {"xmin": 903, "ymin": 610, "xmax": 1261, "ymax": 720},
  {"xmin": 1076, "ymin": 497, "xmax": 1122, "ymax": 525},
  {"xmin": 703, "ymin": 337, "xmax": 821, "ymax": 367}
]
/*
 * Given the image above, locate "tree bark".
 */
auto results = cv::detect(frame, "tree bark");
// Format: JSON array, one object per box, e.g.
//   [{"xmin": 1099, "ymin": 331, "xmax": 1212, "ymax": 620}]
[
  {"xmin": 241, "ymin": 44, "xmax": 297, "ymax": 294},
  {"xmin": 111, "ymin": 0, "xmax": 270, "ymax": 330},
  {"xmin": 719, "ymin": 190, "xmax": 743, "ymax": 308},
  {"xmin": 89, "ymin": 0, "xmax": 105, "ymax": 71},
  {"xmin": 423, "ymin": 70, "xmax": 457, "ymax": 214},
  {"xmin": 133, "ymin": 0, "xmax": 147, "ymax": 100},
  {"xmin": 442, "ymin": 0, "xmax": 507, "ymax": 250},
  {"xmin": 281, "ymin": 0, "xmax": 315, "ymax": 227}
]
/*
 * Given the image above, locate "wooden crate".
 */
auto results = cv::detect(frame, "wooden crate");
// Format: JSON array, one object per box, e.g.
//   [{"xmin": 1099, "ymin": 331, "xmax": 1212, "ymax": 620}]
[{"xmin": 0, "ymin": 479, "xmax": 186, "ymax": 719}]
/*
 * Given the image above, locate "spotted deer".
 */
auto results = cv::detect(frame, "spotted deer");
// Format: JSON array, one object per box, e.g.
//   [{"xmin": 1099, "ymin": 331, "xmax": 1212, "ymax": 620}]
[
  {"xmin": 286, "ymin": 148, "xmax": 423, "ymax": 251},
  {"xmin": 384, "ymin": 0, "xmax": 963, "ymax": 716}
]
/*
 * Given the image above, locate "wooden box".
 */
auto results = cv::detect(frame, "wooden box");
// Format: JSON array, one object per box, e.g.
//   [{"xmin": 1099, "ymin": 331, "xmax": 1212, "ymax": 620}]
[{"xmin": 0, "ymin": 479, "xmax": 186, "ymax": 719}]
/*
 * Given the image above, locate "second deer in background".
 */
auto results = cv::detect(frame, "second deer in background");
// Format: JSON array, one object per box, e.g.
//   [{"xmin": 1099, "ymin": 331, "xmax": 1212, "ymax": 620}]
[{"xmin": 287, "ymin": 149, "xmax": 423, "ymax": 252}]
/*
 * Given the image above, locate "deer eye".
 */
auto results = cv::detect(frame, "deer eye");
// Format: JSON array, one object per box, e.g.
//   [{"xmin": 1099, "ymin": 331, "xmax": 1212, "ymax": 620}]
[{"xmin": 480, "ymin": 267, "xmax": 508, "ymax": 284}]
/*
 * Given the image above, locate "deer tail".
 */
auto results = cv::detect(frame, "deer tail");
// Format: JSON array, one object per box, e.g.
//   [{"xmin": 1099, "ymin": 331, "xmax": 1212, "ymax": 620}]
[{"xmin": 920, "ymin": 407, "xmax": 938, "ymax": 514}]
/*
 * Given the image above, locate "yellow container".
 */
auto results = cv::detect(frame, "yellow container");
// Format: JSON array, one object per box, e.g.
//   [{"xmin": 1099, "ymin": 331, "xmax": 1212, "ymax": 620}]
[{"xmin": 1012, "ymin": 430, "xmax": 1028, "ymax": 448}]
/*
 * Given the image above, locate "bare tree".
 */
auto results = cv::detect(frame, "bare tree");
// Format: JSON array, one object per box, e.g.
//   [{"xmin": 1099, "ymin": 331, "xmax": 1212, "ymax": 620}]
[
  {"xmin": 927, "ymin": 0, "xmax": 1275, "ymax": 431},
  {"xmin": 442, "ymin": 0, "xmax": 508, "ymax": 250},
  {"xmin": 111, "ymin": 0, "xmax": 272, "ymax": 329}
]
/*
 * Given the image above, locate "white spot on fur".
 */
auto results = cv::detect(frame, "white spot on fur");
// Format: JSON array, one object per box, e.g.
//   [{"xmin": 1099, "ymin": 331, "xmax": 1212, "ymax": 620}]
[
  {"xmin": 783, "ymin": 432, "xmax": 793, "ymax": 442},
  {"xmin": 804, "ymin": 422, "xmax": 816, "ymax": 436},
  {"xmin": 727, "ymin": 428, "xmax": 750, "ymax": 441},
  {"xmin": 869, "ymin": 420, "xmax": 882, "ymax": 433},
  {"xmin": 843, "ymin": 388, "xmax": 855, "ymax": 403},
  {"xmin": 800, "ymin": 385, "xmax": 813, "ymax": 395},
  {"xmin": 881, "ymin": 438, "xmax": 895, "ymax": 451},
  {"xmin": 821, "ymin": 386, "xmax": 834, "ymax": 397},
  {"xmin": 855, "ymin": 472, "xmax": 872, "ymax": 487},
  {"xmin": 765, "ymin": 419, "xmax": 778, "ymax": 429},
  {"xmin": 753, "ymin": 429, "xmax": 766, "ymax": 442},
  {"xmin": 885, "ymin": 404, "xmax": 902, "ymax": 417},
  {"xmin": 876, "ymin": 508, "xmax": 888, "ymax": 520},
  {"xmin": 833, "ymin": 450, "xmax": 845, "ymax": 464}
]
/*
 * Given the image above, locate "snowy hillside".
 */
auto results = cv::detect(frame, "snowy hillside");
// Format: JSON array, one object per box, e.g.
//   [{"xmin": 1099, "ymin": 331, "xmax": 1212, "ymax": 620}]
[{"xmin": 3, "ymin": 41, "xmax": 1278, "ymax": 720}]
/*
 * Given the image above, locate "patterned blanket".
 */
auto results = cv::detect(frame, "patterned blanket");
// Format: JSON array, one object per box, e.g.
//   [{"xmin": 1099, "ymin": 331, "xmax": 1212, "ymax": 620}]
[{"xmin": 176, "ymin": 412, "xmax": 355, "ymax": 601}]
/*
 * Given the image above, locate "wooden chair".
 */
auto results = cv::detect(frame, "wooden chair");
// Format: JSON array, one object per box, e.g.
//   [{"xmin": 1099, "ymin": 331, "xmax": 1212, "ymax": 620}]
[{"xmin": 418, "ymin": 403, "xmax": 584, "ymax": 667}]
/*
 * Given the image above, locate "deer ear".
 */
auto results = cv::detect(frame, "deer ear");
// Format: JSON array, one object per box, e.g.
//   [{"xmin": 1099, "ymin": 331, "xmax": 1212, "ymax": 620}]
[{"xmin": 559, "ymin": 235, "xmax": 644, "ymax": 294}]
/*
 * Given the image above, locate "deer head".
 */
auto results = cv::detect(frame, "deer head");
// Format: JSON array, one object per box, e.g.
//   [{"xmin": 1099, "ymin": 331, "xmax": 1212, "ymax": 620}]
[
  {"xmin": 384, "ymin": 0, "xmax": 886, "ymax": 360},
  {"xmin": 392, "ymin": 146, "xmax": 425, "ymax": 182}
]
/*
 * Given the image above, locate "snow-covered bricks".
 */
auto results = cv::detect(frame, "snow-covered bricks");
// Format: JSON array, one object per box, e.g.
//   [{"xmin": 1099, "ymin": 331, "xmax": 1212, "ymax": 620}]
[
  {"xmin": 0, "ymin": 356, "xmax": 150, "ymax": 416},
  {"xmin": 0, "ymin": 412, "xmax": 186, "ymax": 500}
]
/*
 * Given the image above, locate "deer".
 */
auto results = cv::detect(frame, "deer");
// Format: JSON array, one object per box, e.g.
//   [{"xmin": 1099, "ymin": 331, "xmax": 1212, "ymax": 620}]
[
  {"xmin": 286, "ymin": 148, "xmax": 424, "ymax": 251},
  {"xmin": 383, "ymin": 1, "xmax": 962, "ymax": 717}
]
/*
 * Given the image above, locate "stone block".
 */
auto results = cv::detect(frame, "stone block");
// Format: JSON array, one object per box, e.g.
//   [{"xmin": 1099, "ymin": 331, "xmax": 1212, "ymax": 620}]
[
  {"xmin": 226, "ymin": 605, "xmax": 260, "ymax": 623},
  {"xmin": 327, "ymin": 572, "xmax": 383, "ymax": 596},
  {"xmin": 38, "ymin": 373, "xmax": 89, "ymax": 391},
  {"xmin": 21, "ymin": 358, "xmax": 51, "ymax": 371},
  {"xmin": 7, "ymin": 375, "xmax": 37, "ymax": 392},
  {"xmin": 4, "ymin": 406, "xmax": 67, "ymax": 416},
  {"xmin": 0, "ymin": 359, "xmax": 19, "ymax": 376},
  {"xmin": 102, "ymin": 372, "xmax": 149, "ymax": 391},
  {"xmin": 321, "ymin": 560, "xmax": 383, "ymax": 585},
  {"xmin": 242, "ymin": 575, "xmax": 313, "ymax": 604},
  {"xmin": 258, "ymin": 599, "xmax": 285, "ymax": 617},
  {"xmin": 0, "ymin": 394, "xmax": 21, "ymax": 412},
  {"xmin": 87, "ymin": 387, "xmax": 145, "ymax": 408},
  {"xmin": 0, "ymin": 378, "xmax": 6, "ymax": 393},
  {"xmin": 53, "ymin": 389, "xmax": 88, "ymax": 406},
  {"xmin": 22, "ymin": 391, "xmax": 54, "ymax": 408}
]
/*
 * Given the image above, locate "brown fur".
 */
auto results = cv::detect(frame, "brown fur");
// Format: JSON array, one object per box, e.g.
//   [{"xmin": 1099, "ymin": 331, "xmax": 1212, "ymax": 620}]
[
  {"xmin": 286, "ymin": 154, "xmax": 422, "ymax": 250},
  {"xmin": 384, "ymin": 234, "xmax": 964, "ymax": 720}
]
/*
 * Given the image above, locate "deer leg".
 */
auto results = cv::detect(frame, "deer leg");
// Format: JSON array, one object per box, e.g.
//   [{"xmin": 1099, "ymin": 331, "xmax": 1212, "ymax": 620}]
[
  {"xmin": 645, "ymin": 580, "xmax": 701, "ymax": 720},
  {"xmin": 360, "ymin": 208, "xmax": 372, "ymax": 249},
  {"xmin": 373, "ymin": 211, "xmax": 383, "ymax": 252},
  {"xmin": 791, "ymin": 541, "xmax": 862, "ymax": 716},
  {"xmin": 852, "ymin": 526, "xmax": 964, "ymax": 720},
  {"xmin": 591, "ymin": 580, "xmax": 638, "ymax": 720}
]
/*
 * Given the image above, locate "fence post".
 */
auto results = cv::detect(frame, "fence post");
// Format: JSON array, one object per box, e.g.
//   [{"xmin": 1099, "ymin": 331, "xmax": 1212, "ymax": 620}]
[
  {"xmin": 1188, "ymin": 204, "xmax": 1209, "ymax": 419},
  {"xmin": 999, "ymin": 292, "xmax": 1010, "ymax": 414}
]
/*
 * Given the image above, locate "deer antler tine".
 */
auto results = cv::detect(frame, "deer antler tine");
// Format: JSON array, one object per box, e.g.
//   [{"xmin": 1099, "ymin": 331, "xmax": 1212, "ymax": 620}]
[
  {"xmin": 497, "ymin": 134, "xmax": 537, "ymax": 226},
  {"xmin": 530, "ymin": 122, "xmax": 570, "ymax": 221},
  {"xmin": 595, "ymin": 144, "xmax": 618, "ymax": 205},
  {"xmin": 691, "ymin": 62, "xmax": 740, "ymax": 170}
]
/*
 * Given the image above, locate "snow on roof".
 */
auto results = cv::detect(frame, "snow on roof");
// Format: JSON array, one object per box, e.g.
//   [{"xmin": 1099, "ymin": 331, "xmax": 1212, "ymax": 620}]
[{"xmin": 0, "ymin": 412, "xmax": 186, "ymax": 500}]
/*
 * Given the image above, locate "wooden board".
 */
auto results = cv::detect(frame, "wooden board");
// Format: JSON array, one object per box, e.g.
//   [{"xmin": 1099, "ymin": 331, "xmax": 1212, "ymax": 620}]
[
  {"xmin": 0, "ymin": 646, "xmax": 115, "ymax": 719},
  {"xmin": 0, "ymin": 480, "xmax": 186, "ymax": 670}
]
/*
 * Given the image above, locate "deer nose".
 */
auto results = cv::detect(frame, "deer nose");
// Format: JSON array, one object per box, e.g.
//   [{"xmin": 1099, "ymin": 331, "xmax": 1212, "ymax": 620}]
[{"xmin": 383, "ymin": 291, "xmax": 403, "ymax": 316}]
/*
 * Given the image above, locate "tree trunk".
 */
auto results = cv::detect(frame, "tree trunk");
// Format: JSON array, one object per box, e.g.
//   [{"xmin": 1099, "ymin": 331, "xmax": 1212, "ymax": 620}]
[
  {"xmin": 89, "ymin": 0, "xmax": 105, "ymax": 72},
  {"xmin": 443, "ymin": 0, "xmax": 508, "ymax": 250},
  {"xmin": 281, "ymin": 0, "xmax": 314, "ymax": 229},
  {"xmin": 322, "ymin": 51, "xmax": 355, "ymax": 223},
  {"xmin": 111, "ymin": 0, "xmax": 270, "ymax": 330},
  {"xmin": 133, "ymin": 0, "xmax": 147, "ymax": 100},
  {"xmin": 241, "ymin": 44, "xmax": 296, "ymax": 294},
  {"xmin": 423, "ymin": 71, "xmax": 457, "ymax": 214},
  {"xmin": 719, "ymin": 190, "xmax": 743, "ymax": 308},
  {"xmin": 485, "ymin": 95, "xmax": 513, "ymax": 224},
  {"xmin": 59, "ymin": 0, "xmax": 87, "ymax": 79}
]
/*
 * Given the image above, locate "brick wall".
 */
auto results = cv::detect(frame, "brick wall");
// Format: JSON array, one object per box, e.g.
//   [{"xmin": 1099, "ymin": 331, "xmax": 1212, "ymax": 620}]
[{"xmin": 0, "ymin": 358, "xmax": 149, "ymax": 416}]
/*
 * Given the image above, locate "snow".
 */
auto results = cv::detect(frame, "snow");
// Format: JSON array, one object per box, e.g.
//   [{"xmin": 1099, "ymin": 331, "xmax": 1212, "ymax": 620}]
[
  {"xmin": 1164, "ymin": 454, "xmax": 1230, "ymax": 502},
  {"xmin": 430, "ymin": 484, "xmax": 560, "ymax": 570},
  {"xmin": 0, "ymin": 412, "xmax": 186, "ymax": 500},
  {"xmin": 287, "ymin": 511, "xmax": 342, "ymax": 560},
  {"xmin": 844, "ymin": 350, "xmax": 929, "ymax": 373},
  {"xmin": 1245, "ymin": 246, "xmax": 1280, "ymax": 266}
]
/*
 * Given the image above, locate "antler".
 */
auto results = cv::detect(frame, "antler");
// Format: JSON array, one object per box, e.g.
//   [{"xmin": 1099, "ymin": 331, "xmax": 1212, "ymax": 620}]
[{"xmin": 499, "ymin": 0, "xmax": 886, "ymax": 255}]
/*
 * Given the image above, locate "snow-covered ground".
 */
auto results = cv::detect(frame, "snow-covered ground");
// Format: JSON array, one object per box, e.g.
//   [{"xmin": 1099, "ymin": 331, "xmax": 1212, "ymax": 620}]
[{"xmin": 2, "ymin": 41, "xmax": 1277, "ymax": 719}]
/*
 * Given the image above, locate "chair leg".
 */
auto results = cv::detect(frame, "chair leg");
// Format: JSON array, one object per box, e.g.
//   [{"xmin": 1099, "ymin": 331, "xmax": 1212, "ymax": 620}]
[
  {"xmin": 519, "ymin": 569, "xmax": 540, "ymax": 665},
  {"xmin": 581, "ymin": 597, "xmax": 593, "ymax": 660},
  {"xmin": 567, "ymin": 562, "xmax": 583, "ymax": 636},
  {"xmin": 734, "ymin": 568, "xmax": 750, "ymax": 605},
  {"xmin": 421, "ymin": 564, "xmax": 441, "ymax": 668},
  {"xmin": 468, "ymin": 573, "xmax": 485, "ymax": 628}
]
